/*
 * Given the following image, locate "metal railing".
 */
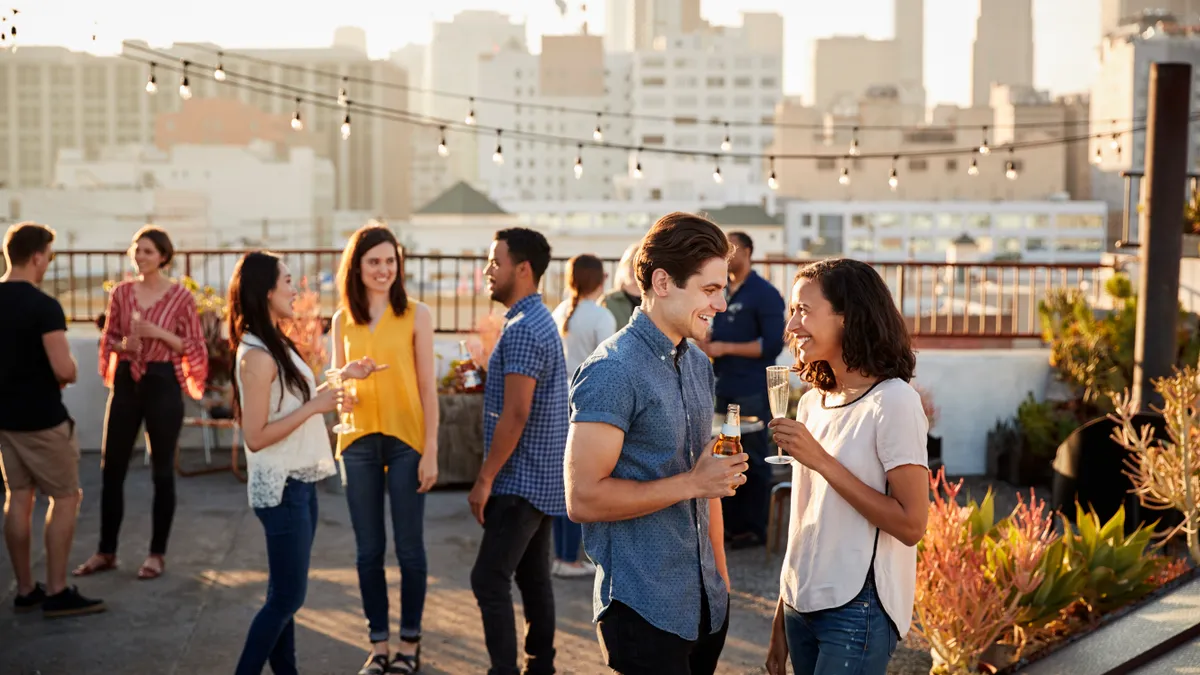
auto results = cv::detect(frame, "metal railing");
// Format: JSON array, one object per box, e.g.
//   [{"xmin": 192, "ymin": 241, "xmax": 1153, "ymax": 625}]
[{"xmin": 19, "ymin": 250, "xmax": 1115, "ymax": 339}]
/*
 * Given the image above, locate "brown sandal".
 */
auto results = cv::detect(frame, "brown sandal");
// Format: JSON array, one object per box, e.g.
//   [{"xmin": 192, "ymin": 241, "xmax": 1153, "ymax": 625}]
[
  {"xmin": 72, "ymin": 553, "xmax": 118, "ymax": 577},
  {"xmin": 137, "ymin": 555, "xmax": 165, "ymax": 580}
]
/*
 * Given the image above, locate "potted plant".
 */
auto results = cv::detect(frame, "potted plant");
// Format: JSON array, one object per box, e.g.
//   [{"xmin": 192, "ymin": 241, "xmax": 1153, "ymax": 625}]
[{"xmin": 180, "ymin": 276, "xmax": 233, "ymax": 415}]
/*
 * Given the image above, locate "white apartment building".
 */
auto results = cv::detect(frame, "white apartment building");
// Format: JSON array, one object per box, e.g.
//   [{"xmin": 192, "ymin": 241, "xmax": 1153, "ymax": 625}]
[
  {"xmin": 785, "ymin": 200, "xmax": 1109, "ymax": 264},
  {"xmin": 53, "ymin": 142, "xmax": 336, "ymax": 248},
  {"xmin": 1090, "ymin": 17, "xmax": 1200, "ymax": 244},
  {"xmin": 425, "ymin": 11, "xmax": 528, "ymax": 187},
  {"xmin": 606, "ymin": 0, "xmax": 705, "ymax": 52},
  {"xmin": 630, "ymin": 18, "xmax": 784, "ymax": 187},
  {"xmin": 0, "ymin": 39, "xmax": 410, "ymax": 218},
  {"xmin": 1101, "ymin": 0, "xmax": 1200, "ymax": 36},
  {"xmin": 474, "ymin": 35, "xmax": 634, "ymax": 202},
  {"xmin": 972, "ymin": 0, "xmax": 1035, "ymax": 109}
]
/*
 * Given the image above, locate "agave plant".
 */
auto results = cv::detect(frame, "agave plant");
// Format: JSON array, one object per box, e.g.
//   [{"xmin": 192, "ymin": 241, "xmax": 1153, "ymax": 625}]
[{"xmin": 1063, "ymin": 504, "xmax": 1167, "ymax": 618}]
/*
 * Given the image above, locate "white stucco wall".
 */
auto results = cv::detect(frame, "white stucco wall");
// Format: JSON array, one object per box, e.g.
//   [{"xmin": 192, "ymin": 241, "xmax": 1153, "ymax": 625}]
[{"xmin": 63, "ymin": 331, "xmax": 1052, "ymax": 476}]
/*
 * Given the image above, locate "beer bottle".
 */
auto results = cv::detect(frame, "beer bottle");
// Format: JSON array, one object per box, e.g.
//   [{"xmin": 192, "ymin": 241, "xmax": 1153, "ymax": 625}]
[
  {"xmin": 714, "ymin": 403, "xmax": 742, "ymax": 457},
  {"xmin": 454, "ymin": 340, "xmax": 484, "ymax": 393}
]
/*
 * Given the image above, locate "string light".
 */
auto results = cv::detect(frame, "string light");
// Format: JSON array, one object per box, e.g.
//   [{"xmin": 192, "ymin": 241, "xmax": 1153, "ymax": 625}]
[
  {"xmin": 888, "ymin": 156, "xmax": 899, "ymax": 191},
  {"xmin": 145, "ymin": 62, "xmax": 158, "ymax": 94},
  {"xmin": 574, "ymin": 143, "xmax": 584, "ymax": 179},
  {"xmin": 968, "ymin": 158, "xmax": 979, "ymax": 176},
  {"xmin": 593, "ymin": 113, "xmax": 603, "ymax": 143},
  {"xmin": 492, "ymin": 130, "xmax": 504, "ymax": 165},
  {"xmin": 290, "ymin": 98, "xmax": 303, "ymax": 131},
  {"xmin": 214, "ymin": 52, "xmax": 226, "ymax": 82},
  {"xmin": 978, "ymin": 126, "xmax": 990, "ymax": 155},
  {"xmin": 1005, "ymin": 147, "xmax": 1018, "ymax": 180},
  {"xmin": 338, "ymin": 77, "xmax": 348, "ymax": 107},
  {"xmin": 465, "ymin": 97, "xmax": 477, "ymax": 126},
  {"xmin": 437, "ymin": 126, "xmax": 449, "ymax": 157},
  {"xmin": 1109, "ymin": 120, "xmax": 1120, "ymax": 150},
  {"xmin": 1092, "ymin": 145, "xmax": 1103, "ymax": 165},
  {"xmin": 632, "ymin": 147, "xmax": 643, "ymax": 179},
  {"xmin": 768, "ymin": 156, "xmax": 779, "ymax": 191},
  {"xmin": 849, "ymin": 127, "xmax": 860, "ymax": 156},
  {"xmin": 178, "ymin": 61, "xmax": 192, "ymax": 100},
  {"xmin": 341, "ymin": 111, "xmax": 352, "ymax": 140},
  {"xmin": 720, "ymin": 123, "xmax": 732, "ymax": 153},
  {"xmin": 839, "ymin": 163, "xmax": 851, "ymax": 186},
  {"xmin": 712, "ymin": 156, "xmax": 723, "ymax": 184}
]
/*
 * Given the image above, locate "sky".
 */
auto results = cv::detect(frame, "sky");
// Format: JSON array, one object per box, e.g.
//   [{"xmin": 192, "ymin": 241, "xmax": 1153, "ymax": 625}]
[{"xmin": 21, "ymin": 0, "xmax": 1101, "ymax": 108}]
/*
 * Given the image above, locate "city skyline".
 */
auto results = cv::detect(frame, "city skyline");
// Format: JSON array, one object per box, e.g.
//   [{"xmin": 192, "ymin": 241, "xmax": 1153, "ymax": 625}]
[{"xmin": 25, "ymin": 0, "xmax": 1098, "ymax": 109}]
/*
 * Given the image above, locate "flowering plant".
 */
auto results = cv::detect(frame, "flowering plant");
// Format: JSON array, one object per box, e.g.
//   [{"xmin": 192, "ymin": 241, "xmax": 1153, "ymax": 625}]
[
  {"xmin": 180, "ymin": 276, "xmax": 232, "ymax": 386},
  {"xmin": 280, "ymin": 277, "xmax": 328, "ymax": 380}
]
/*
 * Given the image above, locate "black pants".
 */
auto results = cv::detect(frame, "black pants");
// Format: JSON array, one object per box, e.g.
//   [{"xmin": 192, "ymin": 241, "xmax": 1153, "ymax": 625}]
[
  {"xmin": 717, "ymin": 392, "xmax": 771, "ymax": 541},
  {"xmin": 98, "ymin": 362, "xmax": 183, "ymax": 556},
  {"xmin": 470, "ymin": 495, "xmax": 556, "ymax": 675},
  {"xmin": 598, "ymin": 594, "xmax": 729, "ymax": 675}
]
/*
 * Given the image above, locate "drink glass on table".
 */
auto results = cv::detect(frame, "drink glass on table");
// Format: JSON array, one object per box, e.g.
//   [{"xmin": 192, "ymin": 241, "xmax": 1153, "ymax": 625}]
[
  {"xmin": 765, "ymin": 365, "xmax": 793, "ymax": 465},
  {"xmin": 324, "ymin": 368, "xmax": 358, "ymax": 434}
]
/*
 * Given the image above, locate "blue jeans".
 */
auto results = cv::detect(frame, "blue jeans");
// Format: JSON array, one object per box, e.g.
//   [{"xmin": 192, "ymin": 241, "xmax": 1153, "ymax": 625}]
[
  {"xmin": 341, "ymin": 433, "xmax": 427, "ymax": 644},
  {"xmin": 716, "ymin": 391, "xmax": 771, "ymax": 540},
  {"xmin": 235, "ymin": 479, "xmax": 318, "ymax": 675},
  {"xmin": 784, "ymin": 578, "xmax": 899, "ymax": 675},
  {"xmin": 552, "ymin": 516, "xmax": 582, "ymax": 563}
]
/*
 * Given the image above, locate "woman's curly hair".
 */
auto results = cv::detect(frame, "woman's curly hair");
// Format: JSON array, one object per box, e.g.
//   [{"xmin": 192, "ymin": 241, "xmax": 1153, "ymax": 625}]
[{"xmin": 789, "ymin": 258, "xmax": 915, "ymax": 392}]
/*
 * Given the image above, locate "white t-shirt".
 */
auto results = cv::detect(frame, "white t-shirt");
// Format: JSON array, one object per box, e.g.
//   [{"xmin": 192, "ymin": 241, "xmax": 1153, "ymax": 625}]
[
  {"xmin": 552, "ymin": 298, "xmax": 618, "ymax": 376},
  {"xmin": 779, "ymin": 377, "xmax": 928, "ymax": 638}
]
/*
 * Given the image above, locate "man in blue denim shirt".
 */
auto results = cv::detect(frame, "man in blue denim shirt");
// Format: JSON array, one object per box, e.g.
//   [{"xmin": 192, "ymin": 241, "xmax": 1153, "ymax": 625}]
[
  {"xmin": 565, "ymin": 213, "xmax": 750, "ymax": 675},
  {"xmin": 468, "ymin": 228, "xmax": 569, "ymax": 675},
  {"xmin": 700, "ymin": 231, "xmax": 785, "ymax": 549}
]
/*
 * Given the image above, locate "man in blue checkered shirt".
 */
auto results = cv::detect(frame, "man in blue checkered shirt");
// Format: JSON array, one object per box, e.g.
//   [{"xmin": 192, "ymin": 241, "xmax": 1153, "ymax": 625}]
[{"xmin": 468, "ymin": 227, "xmax": 569, "ymax": 675}]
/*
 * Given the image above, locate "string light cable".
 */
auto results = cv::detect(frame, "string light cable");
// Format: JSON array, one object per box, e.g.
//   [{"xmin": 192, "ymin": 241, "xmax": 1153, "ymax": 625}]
[{"xmin": 122, "ymin": 40, "xmax": 1127, "ymax": 134}]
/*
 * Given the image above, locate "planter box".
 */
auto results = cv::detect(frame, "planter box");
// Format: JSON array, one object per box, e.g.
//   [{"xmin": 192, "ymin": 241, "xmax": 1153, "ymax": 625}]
[{"xmin": 437, "ymin": 393, "xmax": 485, "ymax": 486}]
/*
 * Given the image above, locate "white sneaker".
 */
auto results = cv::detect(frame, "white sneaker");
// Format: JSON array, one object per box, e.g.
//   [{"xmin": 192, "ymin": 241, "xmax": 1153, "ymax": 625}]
[{"xmin": 553, "ymin": 560, "xmax": 596, "ymax": 578}]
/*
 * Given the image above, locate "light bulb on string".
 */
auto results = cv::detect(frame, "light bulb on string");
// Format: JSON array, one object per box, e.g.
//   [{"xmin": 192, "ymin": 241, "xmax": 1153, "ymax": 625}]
[
  {"xmin": 145, "ymin": 63, "xmax": 158, "ymax": 94},
  {"xmin": 1109, "ymin": 120, "xmax": 1120, "ymax": 149},
  {"xmin": 712, "ymin": 156, "xmax": 723, "ymax": 183},
  {"xmin": 492, "ymin": 130, "xmax": 504, "ymax": 165},
  {"xmin": 1092, "ymin": 144, "xmax": 1103, "ymax": 165},
  {"xmin": 720, "ymin": 123, "xmax": 732, "ymax": 152},
  {"xmin": 887, "ymin": 156, "xmax": 899, "ymax": 191},
  {"xmin": 466, "ymin": 97, "xmax": 477, "ymax": 126},
  {"xmin": 978, "ymin": 126, "xmax": 990, "ymax": 155},
  {"xmin": 632, "ymin": 147, "xmax": 643, "ymax": 179},
  {"xmin": 1005, "ymin": 148, "xmax": 1018, "ymax": 180},
  {"xmin": 849, "ymin": 126, "xmax": 860, "ymax": 156},
  {"xmin": 593, "ymin": 113, "xmax": 603, "ymax": 142},
  {"xmin": 839, "ymin": 166, "xmax": 850, "ymax": 186},
  {"xmin": 290, "ymin": 98, "xmax": 303, "ymax": 131},
  {"xmin": 767, "ymin": 156, "xmax": 779, "ymax": 190},
  {"xmin": 178, "ymin": 61, "xmax": 192, "ymax": 100},
  {"xmin": 967, "ymin": 158, "xmax": 979, "ymax": 176},
  {"xmin": 340, "ymin": 113, "xmax": 352, "ymax": 140},
  {"xmin": 214, "ymin": 52, "xmax": 226, "ymax": 82},
  {"xmin": 574, "ymin": 144, "xmax": 584, "ymax": 179},
  {"xmin": 437, "ymin": 126, "xmax": 449, "ymax": 157},
  {"xmin": 338, "ymin": 77, "xmax": 348, "ymax": 107}
]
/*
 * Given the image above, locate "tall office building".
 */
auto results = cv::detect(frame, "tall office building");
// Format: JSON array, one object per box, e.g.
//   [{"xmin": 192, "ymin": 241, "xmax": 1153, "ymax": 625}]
[
  {"xmin": 812, "ymin": 0, "xmax": 925, "ymax": 112},
  {"xmin": 606, "ymin": 0, "xmax": 704, "ymax": 52},
  {"xmin": 972, "ymin": 0, "xmax": 1034, "ymax": 108},
  {"xmin": 894, "ymin": 0, "xmax": 925, "ymax": 107},
  {"xmin": 1101, "ymin": 0, "xmax": 1200, "ymax": 36}
]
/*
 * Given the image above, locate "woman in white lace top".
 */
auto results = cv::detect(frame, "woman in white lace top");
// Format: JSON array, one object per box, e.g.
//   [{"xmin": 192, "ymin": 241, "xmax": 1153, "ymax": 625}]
[{"xmin": 227, "ymin": 251, "xmax": 381, "ymax": 675}]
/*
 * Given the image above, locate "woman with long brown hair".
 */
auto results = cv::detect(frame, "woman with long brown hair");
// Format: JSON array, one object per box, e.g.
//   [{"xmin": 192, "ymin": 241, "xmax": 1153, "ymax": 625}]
[
  {"xmin": 550, "ymin": 253, "xmax": 615, "ymax": 578},
  {"xmin": 332, "ymin": 224, "xmax": 439, "ymax": 675},
  {"xmin": 74, "ymin": 226, "xmax": 207, "ymax": 581}
]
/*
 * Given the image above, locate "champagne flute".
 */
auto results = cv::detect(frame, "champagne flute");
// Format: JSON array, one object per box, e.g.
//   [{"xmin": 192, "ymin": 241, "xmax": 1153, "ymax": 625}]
[
  {"xmin": 765, "ymin": 365, "xmax": 793, "ymax": 465},
  {"xmin": 324, "ymin": 368, "xmax": 357, "ymax": 434}
]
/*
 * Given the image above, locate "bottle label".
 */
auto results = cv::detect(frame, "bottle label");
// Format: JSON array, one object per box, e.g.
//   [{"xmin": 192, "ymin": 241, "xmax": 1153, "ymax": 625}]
[
  {"xmin": 720, "ymin": 423, "xmax": 740, "ymax": 437},
  {"xmin": 463, "ymin": 370, "xmax": 483, "ymax": 389}
]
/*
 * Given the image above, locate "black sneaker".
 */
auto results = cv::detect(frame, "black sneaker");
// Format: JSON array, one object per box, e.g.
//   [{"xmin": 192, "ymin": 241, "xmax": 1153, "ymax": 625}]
[
  {"xmin": 42, "ymin": 586, "xmax": 105, "ymax": 619},
  {"xmin": 13, "ymin": 583, "xmax": 46, "ymax": 613}
]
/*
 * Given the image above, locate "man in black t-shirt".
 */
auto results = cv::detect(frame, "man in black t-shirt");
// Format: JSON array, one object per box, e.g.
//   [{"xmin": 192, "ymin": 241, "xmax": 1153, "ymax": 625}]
[{"xmin": 0, "ymin": 222, "xmax": 104, "ymax": 618}]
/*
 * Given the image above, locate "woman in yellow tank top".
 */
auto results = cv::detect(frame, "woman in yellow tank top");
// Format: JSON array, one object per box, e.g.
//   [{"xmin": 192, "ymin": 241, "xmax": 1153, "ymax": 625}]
[{"xmin": 330, "ymin": 225, "xmax": 439, "ymax": 675}]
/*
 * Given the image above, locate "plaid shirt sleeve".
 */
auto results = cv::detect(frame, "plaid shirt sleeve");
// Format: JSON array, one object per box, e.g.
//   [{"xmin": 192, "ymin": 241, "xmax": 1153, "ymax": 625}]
[{"xmin": 498, "ymin": 321, "xmax": 548, "ymax": 380}]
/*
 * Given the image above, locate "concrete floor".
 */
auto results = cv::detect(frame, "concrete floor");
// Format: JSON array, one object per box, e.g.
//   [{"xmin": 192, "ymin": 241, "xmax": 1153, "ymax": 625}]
[{"xmin": 0, "ymin": 457, "xmax": 778, "ymax": 675}]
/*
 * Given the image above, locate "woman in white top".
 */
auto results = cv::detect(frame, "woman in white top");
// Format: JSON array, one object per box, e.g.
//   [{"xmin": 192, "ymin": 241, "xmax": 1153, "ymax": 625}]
[
  {"xmin": 550, "ymin": 254, "xmax": 616, "ymax": 577},
  {"xmin": 228, "ymin": 251, "xmax": 380, "ymax": 675},
  {"xmin": 764, "ymin": 258, "xmax": 929, "ymax": 675}
]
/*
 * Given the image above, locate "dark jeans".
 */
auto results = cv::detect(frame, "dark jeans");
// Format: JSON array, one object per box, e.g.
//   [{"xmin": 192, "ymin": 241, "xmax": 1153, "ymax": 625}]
[
  {"xmin": 235, "ymin": 479, "xmax": 318, "ymax": 675},
  {"xmin": 552, "ymin": 516, "xmax": 582, "ymax": 563},
  {"xmin": 99, "ymin": 361, "xmax": 183, "ymax": 556},
  {"xmin": 597, "ymin": 595, "xmax": 729, "ymax": 675},
  {"xmin": 784, "ymin": 577, "xmax": 899, "ymax": 675},
  {"xmin": 470, "ymin": 495, "xmax": 556, "ymax": 675},
  {"xmin": 716, "ymin": 391, "xmax": 771, "ymax": 541},
  {"xmin": 341, "ymin": 433, "xmax": 428, "ymax": 644}
]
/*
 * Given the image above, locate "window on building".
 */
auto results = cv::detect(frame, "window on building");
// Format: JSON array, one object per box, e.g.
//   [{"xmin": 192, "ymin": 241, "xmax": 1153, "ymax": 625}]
[
  {"xmin": 995, "ymin": 214, "xmax": 1023, "ymax": 230},
  {"xmin": 734, "ymin": 77, "xmax": 752, "ymax": 88},
  {"xmin": 706, "ymin": 77, "xmax": 725, "ymax": 87},
  {"xmin": 761, "ymin": 77, "xmax": 778, "ymax": 88},
  {"xmin": 1057, "ymin": 237, "xmax": 1103, "ymax": 252},
  {"xmin": 908, "ymin": 158, "xmax": 928, "ymax": 171},
  {"xmin": 642, "ymin": 135, "xmax": 665, "ymax": 146},
  {"xmin": 816, "ymin": 158, "xmax": 836, "ymax": 171},
  {"xmin": 911, "ymin": 214, "xmax": 933, "ymax": 230},
  {"xmin": 641, "ymin": 77, "xmax": 665, "ymax": 87},
  {"xmin": 945, "ymin": 159, "xmax": 958, "ymax": 173}
]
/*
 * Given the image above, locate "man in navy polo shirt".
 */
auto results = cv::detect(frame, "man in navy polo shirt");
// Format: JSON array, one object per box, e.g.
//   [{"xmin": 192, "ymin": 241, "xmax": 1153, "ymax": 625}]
[{"xmin": 700, "ymin": 231, "xmax": 785, "ymax": 549}]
